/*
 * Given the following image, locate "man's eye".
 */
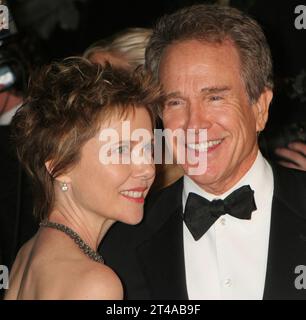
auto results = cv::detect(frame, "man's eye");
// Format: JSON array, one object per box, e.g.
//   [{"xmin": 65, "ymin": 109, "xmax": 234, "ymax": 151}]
[{"xmin": 209, "ymin": 95, "xmax": 223, "ymax": 101}]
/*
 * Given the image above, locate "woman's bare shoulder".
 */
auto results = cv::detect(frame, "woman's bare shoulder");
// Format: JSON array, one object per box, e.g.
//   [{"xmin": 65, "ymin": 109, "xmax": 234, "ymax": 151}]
[
  {"xmin": 17, "ymin": 236, "xmax": 37, "ymax": 259},
  {"xmin": 9, "ymin": 236, "xmax": 37, "ymax": 278},
  {"xmin": 59, "ymin": 261, "xmax": 124, "ymax": 300},
  {"xmin": 7, "ymin": 231, "xmax": 123, "ymax": 300},
  {"xmin": 4, "ymin": 236, "xmax": 37, "ymax": 300}
]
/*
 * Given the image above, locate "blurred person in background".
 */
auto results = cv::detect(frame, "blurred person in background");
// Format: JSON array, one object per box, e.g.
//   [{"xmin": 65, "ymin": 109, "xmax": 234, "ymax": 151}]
[
  {"xmin": 0, "ymin": 33, "xmax": 41, "ymax": 299},
  {"xmin": 84, "ymin": 27, "xmax": 152, "ymax": 69},
  {"xmin": 274, "ymin": 142, "xmax": 306, "ymax": 171}
]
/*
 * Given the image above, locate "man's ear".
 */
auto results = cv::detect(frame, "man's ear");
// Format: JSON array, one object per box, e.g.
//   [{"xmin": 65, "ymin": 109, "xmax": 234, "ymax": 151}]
[
  {"xmin": 253, "ymin": 88, "xmax": 273, "ymax": 133},
  {"xmin": 45, "ymin": 160, "xmax": 72, "ymax": 184}
]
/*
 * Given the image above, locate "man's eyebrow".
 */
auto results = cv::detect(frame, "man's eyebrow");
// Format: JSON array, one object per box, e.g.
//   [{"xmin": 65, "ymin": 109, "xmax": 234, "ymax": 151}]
[
  {"xmin": 164, "ymin": 87, "xmax": 231, "ymax": 99},
  {"xmin": 200, "ymin": 86, "xmax": 231, "ymax": 94}
]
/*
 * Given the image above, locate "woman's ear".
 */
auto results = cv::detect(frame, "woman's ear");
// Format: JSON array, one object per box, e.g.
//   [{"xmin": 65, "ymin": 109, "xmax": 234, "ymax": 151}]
[
  {"xmin": 253, "ymin": 89, "xmax": 273, "ymax": 133},
  {"xmin": 45, "ymin": 160, "xmax": 53, "ymax": 176},
  {"xmin": 45, "ymin": 160, "xmax": 72, "ymax": 184}
]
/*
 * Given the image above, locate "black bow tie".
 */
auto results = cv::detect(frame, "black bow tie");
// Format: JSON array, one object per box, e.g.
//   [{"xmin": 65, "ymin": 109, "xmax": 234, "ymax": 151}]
[{"xmin": 183, "ymin": 185, "xmax": 257, "ymax": 241}]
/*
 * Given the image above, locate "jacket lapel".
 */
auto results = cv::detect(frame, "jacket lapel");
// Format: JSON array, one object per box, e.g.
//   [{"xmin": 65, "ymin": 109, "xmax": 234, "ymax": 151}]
[
  {"xmin": 136, "ymin": 178, "xmax": 189, "ymax": 299},
  {"xmin": 264, "ymin": 165, "xmax": 306, "ymax": 299}
]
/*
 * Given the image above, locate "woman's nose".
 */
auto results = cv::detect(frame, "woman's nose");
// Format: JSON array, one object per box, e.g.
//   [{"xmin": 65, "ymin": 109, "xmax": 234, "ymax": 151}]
[{"xmin": 133, "ymin": 162, "xmax": 155, "ymax": 181}]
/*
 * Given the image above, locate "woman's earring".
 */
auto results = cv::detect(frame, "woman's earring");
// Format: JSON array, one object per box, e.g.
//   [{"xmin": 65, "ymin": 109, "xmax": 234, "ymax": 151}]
[{"xmin": 61, "ymin": 182, "xmax": 68, "ymax": 192}]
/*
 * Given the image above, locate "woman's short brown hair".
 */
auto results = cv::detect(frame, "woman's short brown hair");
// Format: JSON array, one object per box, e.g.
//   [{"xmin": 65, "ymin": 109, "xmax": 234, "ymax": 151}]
[{"xmin": 11, "ymin": 57, "xmax": 162, "ymax": 220}]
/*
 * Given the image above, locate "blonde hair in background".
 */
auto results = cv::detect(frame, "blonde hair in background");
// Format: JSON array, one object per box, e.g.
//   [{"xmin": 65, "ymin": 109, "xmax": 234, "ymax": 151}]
[{"xmin": 84, "ymin": 28, "xmax": 152, "ymax": 68}]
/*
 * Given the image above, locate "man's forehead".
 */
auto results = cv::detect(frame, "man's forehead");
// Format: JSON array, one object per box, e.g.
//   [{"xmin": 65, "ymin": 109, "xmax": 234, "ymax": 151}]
[
  {"xmin": 160, "ymin": 40, "xmax": 240, "ymax": 72},
  {"xmin": 158, "ymin": 39, "xmax": 242, "ymax": 84}
]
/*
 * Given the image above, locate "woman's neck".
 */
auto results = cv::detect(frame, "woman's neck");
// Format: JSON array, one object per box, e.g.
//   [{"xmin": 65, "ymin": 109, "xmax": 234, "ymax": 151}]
[{"xmin": 48, "ymin": 204, "xmax": 115, "ymax": 251}]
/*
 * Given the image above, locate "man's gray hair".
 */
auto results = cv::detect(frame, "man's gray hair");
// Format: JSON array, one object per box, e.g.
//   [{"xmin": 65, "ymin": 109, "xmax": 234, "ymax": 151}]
[{"xmin": 145, "ymin": 4, "xmax": 273, "ymax": 103}]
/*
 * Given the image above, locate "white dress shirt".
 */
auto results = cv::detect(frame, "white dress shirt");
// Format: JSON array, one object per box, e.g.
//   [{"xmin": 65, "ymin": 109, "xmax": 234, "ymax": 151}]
[{"xmin": 182, "ymin": 151, "xmax": 274, "ymax": 300}]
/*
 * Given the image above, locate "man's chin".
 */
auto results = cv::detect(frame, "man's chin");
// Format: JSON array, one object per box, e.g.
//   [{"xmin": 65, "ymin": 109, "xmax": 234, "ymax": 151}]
[
  {"xmin": 181, "ymin": 161, "xmax": 209, "ymax": 177},
  {"xmin": 183, "ymin": 163, "xmax": 222, "ymax": 187}
]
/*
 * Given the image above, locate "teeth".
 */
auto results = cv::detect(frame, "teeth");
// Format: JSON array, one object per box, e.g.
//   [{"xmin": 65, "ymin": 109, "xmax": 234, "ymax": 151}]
[
  {"xmin": 187, "ymin": 139, "xmax": 222, "ymax": 151},
  {"xmin": 120, "ymin": 191, "xmax": 144, "ymax": 198}
]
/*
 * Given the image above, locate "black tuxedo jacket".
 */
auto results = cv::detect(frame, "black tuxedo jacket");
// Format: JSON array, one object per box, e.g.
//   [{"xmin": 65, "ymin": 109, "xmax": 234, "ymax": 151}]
[{"xmin": 100, "ymin": 164, "xmax": 306, "ymax": 300}]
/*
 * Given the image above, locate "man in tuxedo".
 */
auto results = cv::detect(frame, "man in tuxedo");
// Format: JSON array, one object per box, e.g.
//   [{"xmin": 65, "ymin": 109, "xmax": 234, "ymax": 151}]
[{"xmin": 101, "ymin": 4, "xmax": 306, "ymax": 299}]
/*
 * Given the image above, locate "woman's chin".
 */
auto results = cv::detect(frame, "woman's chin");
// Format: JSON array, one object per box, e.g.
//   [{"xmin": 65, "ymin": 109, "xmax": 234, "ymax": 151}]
[{"xmin": 121, "ymin": 211, "xmax": 144, "ymax": 226}]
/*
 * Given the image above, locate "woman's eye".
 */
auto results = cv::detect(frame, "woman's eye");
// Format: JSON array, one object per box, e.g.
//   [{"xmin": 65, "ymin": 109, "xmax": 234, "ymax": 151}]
[
  {"xmin": 165, "ymin": 99, "xmax": 185, "ymax": 108},
  {"xmin": 115, "ymin": 145, "xmax": 130, "ymax": 154}
]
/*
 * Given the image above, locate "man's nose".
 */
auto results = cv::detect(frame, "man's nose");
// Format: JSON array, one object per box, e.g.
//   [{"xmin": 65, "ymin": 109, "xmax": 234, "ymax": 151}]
[{"xmin": 187, "ymin": 103, "xmax": 212, "ymax": 130}]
